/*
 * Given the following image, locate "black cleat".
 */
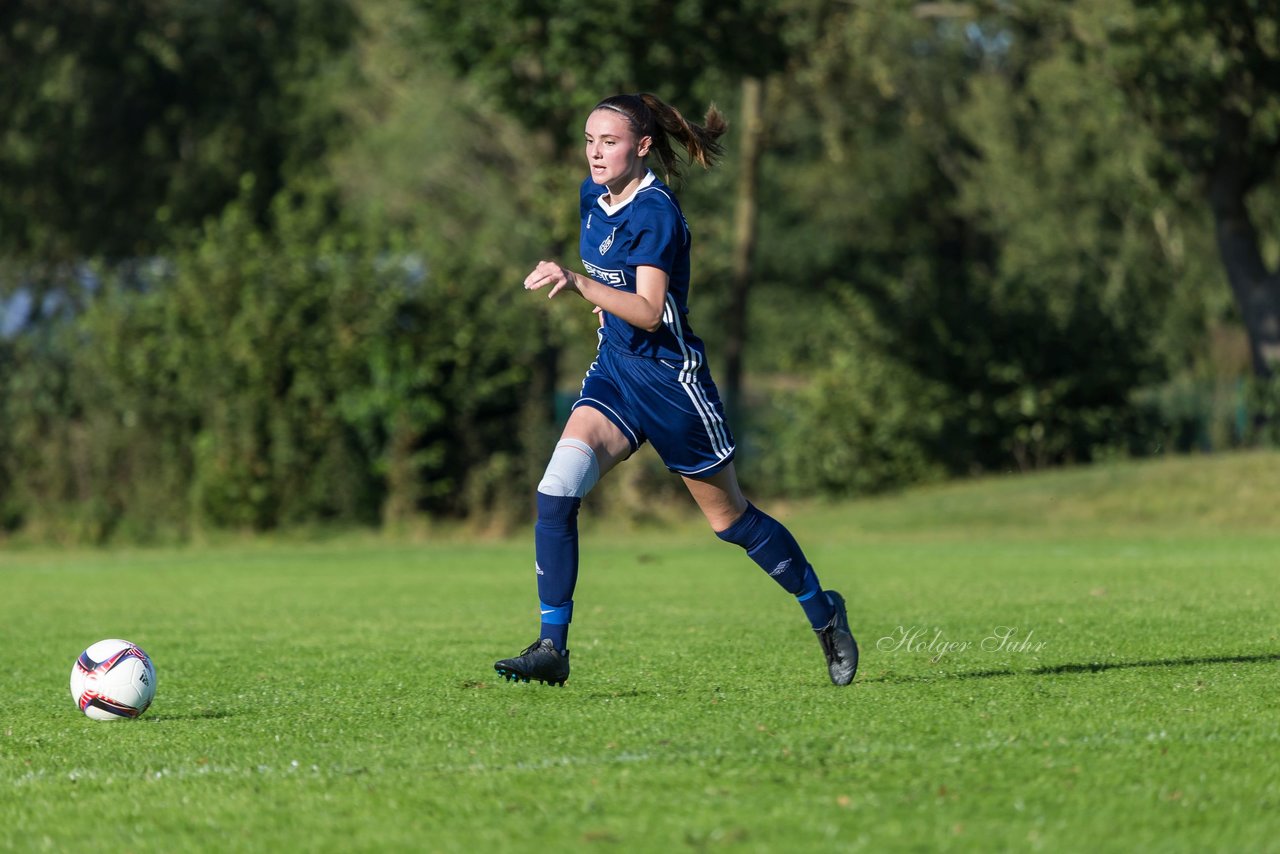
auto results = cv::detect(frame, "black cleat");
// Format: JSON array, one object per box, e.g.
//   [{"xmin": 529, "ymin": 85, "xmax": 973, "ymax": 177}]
[
  {"xmin": 815, "ymin": 590, "xmax": 858, "ymax": 686},
  {"xmin": 494, "ymin": 638, "xmax": 570, "ymax": 686}
]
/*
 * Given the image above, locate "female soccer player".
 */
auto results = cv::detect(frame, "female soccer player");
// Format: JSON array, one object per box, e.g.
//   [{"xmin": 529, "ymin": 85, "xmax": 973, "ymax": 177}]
[{"xmin": 494, "ymin": 93, "xmax": 858, "ymax": 687}]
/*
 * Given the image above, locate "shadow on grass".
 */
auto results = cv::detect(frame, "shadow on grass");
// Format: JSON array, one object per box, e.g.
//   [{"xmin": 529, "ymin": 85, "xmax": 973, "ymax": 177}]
[
  {"xmin": 868, "ymin": 651, "xmax": 1280, "ymax": 684},
  {"xmin": 145, "ymin": 708, "xmax": 234, "ymax": 721}
]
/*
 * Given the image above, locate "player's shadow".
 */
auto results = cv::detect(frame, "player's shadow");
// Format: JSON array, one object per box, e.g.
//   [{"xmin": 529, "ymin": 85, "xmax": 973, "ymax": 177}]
[{"xmin": 871, "ymin": 651, "xmax": 1280, "ymax": 684}]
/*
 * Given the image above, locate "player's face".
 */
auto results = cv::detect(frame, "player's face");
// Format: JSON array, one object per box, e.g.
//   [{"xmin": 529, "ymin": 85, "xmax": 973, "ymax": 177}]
[{"xmin": 584, "ymin": 109, "xmax": 651, "ymax": 192}]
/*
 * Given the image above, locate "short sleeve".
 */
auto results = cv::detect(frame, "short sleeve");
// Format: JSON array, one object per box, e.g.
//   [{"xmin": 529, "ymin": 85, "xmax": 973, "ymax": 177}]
[{"xmin": 626, "ymin": 195, "xmax": 684, "ymax": 274}]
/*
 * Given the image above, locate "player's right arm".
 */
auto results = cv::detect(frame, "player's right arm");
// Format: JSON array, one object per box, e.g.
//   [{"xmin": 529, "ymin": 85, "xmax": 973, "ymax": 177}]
[{"xmin": 523, "ymin": 260, "xmax": 666, "ymax": 332}]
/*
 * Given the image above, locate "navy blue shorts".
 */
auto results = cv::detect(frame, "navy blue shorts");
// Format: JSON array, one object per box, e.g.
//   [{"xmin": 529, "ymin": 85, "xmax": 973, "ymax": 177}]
[{"xmin": 573, "ymin": 344, "xmax": 736, "ymax": 477}]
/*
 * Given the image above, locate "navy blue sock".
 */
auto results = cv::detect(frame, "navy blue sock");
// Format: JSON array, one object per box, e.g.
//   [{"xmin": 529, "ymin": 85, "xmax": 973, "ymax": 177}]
[
  {"xmin": 716, "ymin": 503, "xmax": 835, "ymax": 630},
  {"xmin": 794, "ymin": 564, "xmax": 835, "ymax": 629},
  {"xmin": 535, "ymin": 491, "xmax": 579, "ymax": 652}
]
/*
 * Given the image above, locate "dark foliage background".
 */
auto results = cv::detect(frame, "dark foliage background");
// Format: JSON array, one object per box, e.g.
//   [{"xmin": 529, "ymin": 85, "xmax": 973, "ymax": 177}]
[{"xmin": 2, "ymin": 0, "xmax": 1277, "ymax": 541}]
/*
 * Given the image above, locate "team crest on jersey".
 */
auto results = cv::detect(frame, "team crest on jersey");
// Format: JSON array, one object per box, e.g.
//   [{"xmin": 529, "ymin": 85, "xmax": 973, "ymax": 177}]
[{"xmin": 599, "ymin": 227, "xmax": 616, "ymax": 255}]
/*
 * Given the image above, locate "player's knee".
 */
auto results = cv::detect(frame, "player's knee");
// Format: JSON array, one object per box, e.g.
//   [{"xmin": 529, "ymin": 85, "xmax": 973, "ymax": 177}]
[{"xmin": 537, "ymin": 438, "xmax": 600, "ymax": 499}]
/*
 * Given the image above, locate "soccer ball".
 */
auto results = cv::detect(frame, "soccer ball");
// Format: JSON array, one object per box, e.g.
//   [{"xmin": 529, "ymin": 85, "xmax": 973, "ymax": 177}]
[{"xmin": 69, "ymin": 639, "xmax": 157, "ymax": 721}]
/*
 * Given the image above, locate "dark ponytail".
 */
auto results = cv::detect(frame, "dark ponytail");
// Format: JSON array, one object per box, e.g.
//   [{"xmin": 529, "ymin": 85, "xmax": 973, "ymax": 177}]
[{"xmin": 592, "ymin": 93, "xmax": 728, "ymax": 183}]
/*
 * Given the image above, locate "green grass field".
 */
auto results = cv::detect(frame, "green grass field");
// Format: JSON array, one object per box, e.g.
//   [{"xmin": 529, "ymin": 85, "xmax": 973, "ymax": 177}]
[{"xmin": 4, "ymin": 452, "xmax": 1279, "ymax": 852}]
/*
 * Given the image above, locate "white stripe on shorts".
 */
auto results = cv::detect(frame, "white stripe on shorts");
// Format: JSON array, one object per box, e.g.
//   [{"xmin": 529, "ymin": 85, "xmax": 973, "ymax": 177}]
[{"xmin": 663, "ymin": 295, "xmax": 733, "ymax": 461}]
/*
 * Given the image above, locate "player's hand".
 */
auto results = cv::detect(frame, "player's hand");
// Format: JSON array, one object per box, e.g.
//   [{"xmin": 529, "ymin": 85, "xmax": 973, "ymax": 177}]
[{"xmin": 523, "ymin": 260, "xmax": 579, "ymax": 300}]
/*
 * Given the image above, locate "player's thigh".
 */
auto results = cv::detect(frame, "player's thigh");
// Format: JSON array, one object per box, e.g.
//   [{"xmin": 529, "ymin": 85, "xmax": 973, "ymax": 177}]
[
  {"xmin": 560, "ymin": 405, "xmax": 633, "ymax": 479},
  {"xmin": 682, "ymin": 463, "xmax": 749, "ymax": 532}
]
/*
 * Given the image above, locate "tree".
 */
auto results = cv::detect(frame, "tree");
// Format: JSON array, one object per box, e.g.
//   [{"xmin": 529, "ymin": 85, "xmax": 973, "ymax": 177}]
[
  {"xmin": 1080, "ymin": 0, "xmax": 1280, "ymax": 378},
  {"xmin": 743, "ymin": 0, "xmax": 1200, "ymax": 478},
  {"xmin": 0, "ymin": 0, "xmax": 358, "ymax": 265},
  {"xmin": 408, "ymin": 0, "xmax": 785, "ymax": 155}
]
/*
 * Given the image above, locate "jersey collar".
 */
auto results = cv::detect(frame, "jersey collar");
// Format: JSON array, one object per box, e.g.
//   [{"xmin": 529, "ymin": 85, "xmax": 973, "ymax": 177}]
[{"xmin": 596, "ymin": 170, "xmax": 656, "ymax": 216}]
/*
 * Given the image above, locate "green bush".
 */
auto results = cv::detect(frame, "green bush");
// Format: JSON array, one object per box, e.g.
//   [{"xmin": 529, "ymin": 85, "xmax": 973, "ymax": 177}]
[
  {"xmin": 747, "ymin": 346, "xmax": 949, "ymax": 498},
  {"xmin": 1243, "ymin": 376, "xmax": 1280, "ymax": 448},
  {"xmin": 0, "ymin": 187, "xmax": 546, "ymax": 543}
]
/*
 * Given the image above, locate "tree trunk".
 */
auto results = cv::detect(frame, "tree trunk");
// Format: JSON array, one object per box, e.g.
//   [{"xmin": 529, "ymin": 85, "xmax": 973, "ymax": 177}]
[
  {"xmin": 1208, "ymin": 119, "xmax": 1280, "ymax": 379},
  {"xmin": 724, "ymin": 76, "xmax": 766, "ymax": 418}
]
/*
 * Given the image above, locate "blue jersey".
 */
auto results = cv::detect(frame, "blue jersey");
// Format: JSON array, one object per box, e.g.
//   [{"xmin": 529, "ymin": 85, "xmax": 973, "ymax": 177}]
[{"xmin": 579, "ymin": 171, "xmax": 708, "ymax": 365}]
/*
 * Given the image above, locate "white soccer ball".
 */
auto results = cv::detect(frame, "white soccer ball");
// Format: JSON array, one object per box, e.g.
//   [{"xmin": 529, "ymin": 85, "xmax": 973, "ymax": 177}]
[{"xmin": 69, "ymin": 639, "xmax": 157, "ymax": 721}]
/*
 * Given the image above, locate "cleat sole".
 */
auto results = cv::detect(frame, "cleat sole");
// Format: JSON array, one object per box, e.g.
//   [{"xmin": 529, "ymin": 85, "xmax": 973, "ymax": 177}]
[{"xmin": 492, "ymin": 667, "xmax": 568, "ymax": 688}]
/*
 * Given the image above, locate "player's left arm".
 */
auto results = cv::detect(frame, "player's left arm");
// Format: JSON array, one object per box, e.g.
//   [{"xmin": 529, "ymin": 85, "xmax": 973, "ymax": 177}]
[{"xmin": 524, "ymin": 261, "xmax": 668, "ymax": 332}]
